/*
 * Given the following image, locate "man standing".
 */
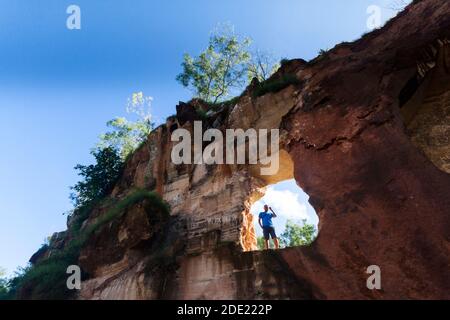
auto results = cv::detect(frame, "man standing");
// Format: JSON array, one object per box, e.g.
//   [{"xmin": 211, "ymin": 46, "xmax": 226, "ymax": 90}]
[{"xmin": 258, "ymin": 205, "xmax": 279, "ymax": 250}]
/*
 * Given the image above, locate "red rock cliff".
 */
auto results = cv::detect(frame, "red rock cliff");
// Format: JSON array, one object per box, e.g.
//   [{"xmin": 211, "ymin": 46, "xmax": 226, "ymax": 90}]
[{"xmin": 34, "ymin": 0, "xmax": 450, "ymax": 300}]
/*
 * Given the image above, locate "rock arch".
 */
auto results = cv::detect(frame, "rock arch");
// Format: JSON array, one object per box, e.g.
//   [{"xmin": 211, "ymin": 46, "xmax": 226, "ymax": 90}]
[{"xmin": 30, "ymin": 0, "xmax": 450, "ymax": 300}]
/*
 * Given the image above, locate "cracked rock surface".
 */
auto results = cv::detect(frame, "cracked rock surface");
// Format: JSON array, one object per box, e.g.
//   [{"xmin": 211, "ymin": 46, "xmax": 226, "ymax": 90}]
[{"xmin": 28, "ymin": 0, "xmax": 450, "ymax": 300}]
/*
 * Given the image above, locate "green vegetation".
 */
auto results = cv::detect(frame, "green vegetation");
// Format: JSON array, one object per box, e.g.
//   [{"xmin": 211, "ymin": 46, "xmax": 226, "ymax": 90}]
[
  {"xmin": 0, "ymin": 283, "xmax": 8, "ymax": 300},
  {"xmin": 209, "ymin": 96, "xmax": 241, "ymax": 110},
  {"xmin": 68, "ymin": 92, "xmax": 155, "ymax": 237},
  {"xmin": 318, "ymin": 48, "xmax": 329, "ymax": 56},
  {"xmin": 98, "ymin": 92, "xmax": 153, "ymax": 160},
  {"xmin": 70, "ymin": 147, "xmax": 124, "ymax": 209},
  {"xmin": 67, "ymin": 201, "xmax": 99, "ymax": 238},
  {"xmin": 256, "ymin": 220, "xmax": 317, "ymax": 250},
  {"xmin": 0, "ymin": 267, "xmax": 26, "ymax": 300},
  {"xmin": 98, "ymin": 118, "xmax": 151, "ymax": 160},
  {"xmin": 82, "ymin": 190, "xmax": 169, "ymax": 241},
  {"xmin": 253, "ymin": 74, "xmax": 300, "ymax": 98},
  {"xmin": 2, "ymin": 190, "xmax": 169, "ymax": 300},
  {"xmin": 3, "ymin": 25, "xmax": 295, "ymax": 300},
  {"xmin": 280, "ymin": 58, "xmax": 290, "ymax": 66},
  {"xmin": 177, "ymin": 24, "xmax": 280, "ymax": 104},
  {"xmin": 177, "ymin": 24, "xmax": 252, "ymax": 104},
  {"xmin": 280, "ymin": 219, "xmax": 316, "ymax": 247},
  {"xmin": 246, "ymin": 50, "xmax": 280, "ymax": 83},
  {"xmin": 0, "ymin": 90, "xmax": 162, "ymax": 300},
  {"xmin": 6, "ymin": 246, "xmax": 82, "ymax": 299},
  {"xmin": 196, "ymin": 108, "xmax": 208, "ymax": 121},
  {"xmin": 0, "ymin": 267, "xmax": 8, "ymax": 300}
]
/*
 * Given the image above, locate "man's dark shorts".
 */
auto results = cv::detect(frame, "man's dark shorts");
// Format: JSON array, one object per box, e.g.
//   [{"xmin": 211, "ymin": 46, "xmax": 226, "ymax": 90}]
[{"xmin": 262, "ymin": 226, "xmax": 277, "ymax": 240}]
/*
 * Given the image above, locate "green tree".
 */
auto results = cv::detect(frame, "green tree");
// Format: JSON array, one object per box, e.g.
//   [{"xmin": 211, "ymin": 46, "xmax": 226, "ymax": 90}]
[
  {"xmin": 0, "ymin": 267, "xmax": 9, "ymax": 300},
  {"xmin": 97, "ymin": 118, "xmax": 150, "ymax": 160},
  {"xmin": 176, "ymin": 24, "xmax": 252, "ymax": 103},
  {"xmin": 280, "ymin": 220, "xmax": 316, "ymax": 247},
  {"xmin": 0, "ymin": 279, "xmax": 8, "ymax": 299},
  {"xmin": 98, "ymin": 92, "xmax": 153, "ymax": 159},
  {"xmin": 70, "ymin": 147, "xmax": 124, "ymax": 208},
  {"xmin": 247, "ymin": 50, "xmax": 280, "ymax": 83}
]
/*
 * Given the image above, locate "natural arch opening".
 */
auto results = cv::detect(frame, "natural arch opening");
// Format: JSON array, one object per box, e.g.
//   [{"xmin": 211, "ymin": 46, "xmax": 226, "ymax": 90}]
[
  {"xmin": 250, "ymin": 179, "xmax": 319, "ymax": 250},
  {"xmin": 240, "ymin": 149, "xmax": 319, "ymax": 251},
  {"xmin": 400, "ymin": 41, "xmax": 450, "ymax": 174}
]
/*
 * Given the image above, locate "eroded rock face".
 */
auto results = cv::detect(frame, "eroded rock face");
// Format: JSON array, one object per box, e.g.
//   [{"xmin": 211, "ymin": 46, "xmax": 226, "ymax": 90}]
[
  {"xmin": 77, "ymin": 81, "xmax": 298, "ymax": 299},
  {"xmin": 402, "ymin": 41, "xmax": 450, "ymax": 174},
  {"xmin": 35, "ymin": 0, "xmax": 450, "ymax": 300},
  {"xmin": 29, "ymin": 231, "xmax": 66, "ymax": 265},
  {"xmin": 280, "ymin": 0, "xmax": 450, "ymax": 299}
]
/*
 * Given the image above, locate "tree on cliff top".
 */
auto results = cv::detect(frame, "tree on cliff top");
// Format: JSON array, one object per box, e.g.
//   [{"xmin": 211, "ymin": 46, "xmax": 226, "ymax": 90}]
[
  {"xmin": 97, "ymin": 92, "xmax": 153, "ymax": 160},
  {"xmin": 247, "ymin": 50, "xmax": 280, "ymax": 83},
  {"xmin": 176, "ymin": 24, "xmax": 252, "ymax": 103}
]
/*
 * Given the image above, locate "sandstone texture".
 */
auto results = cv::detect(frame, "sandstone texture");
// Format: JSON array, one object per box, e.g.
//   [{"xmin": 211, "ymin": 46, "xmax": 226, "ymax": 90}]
[{"xmin": 33, "ymin": 0, "xmax": 449, "ymax": 300}]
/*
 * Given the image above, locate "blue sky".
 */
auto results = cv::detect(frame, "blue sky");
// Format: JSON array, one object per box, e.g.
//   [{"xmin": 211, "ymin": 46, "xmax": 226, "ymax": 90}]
[
  {"xmin": 250, "ymin": 179, "xmax": 319, "ymax": 239},
  {"xmin": 0, "ymin": 0, "xmax": 405, "ymax": 276}
]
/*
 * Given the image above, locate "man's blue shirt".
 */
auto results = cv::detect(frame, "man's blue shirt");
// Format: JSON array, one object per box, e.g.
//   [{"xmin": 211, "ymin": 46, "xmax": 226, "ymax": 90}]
[{"xmin": 259, "ymin": 211, "xmax": 274, "ymax": 227}]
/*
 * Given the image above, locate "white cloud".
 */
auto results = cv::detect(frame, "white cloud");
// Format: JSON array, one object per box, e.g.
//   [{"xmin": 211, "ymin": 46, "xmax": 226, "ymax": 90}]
[{"xmin": 250, "ymin": 186, "xmax": 308, "ymax": 221}]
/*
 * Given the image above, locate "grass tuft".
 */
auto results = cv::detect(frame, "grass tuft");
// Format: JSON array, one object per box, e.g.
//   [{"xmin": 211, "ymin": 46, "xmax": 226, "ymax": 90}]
[
  {"xmin": 5, "ymin": 189, "xmax": 169, "ymax": 300},
  {"xmin": 253, "ymin": 74, "xmax": 300, "ymax": 97}
]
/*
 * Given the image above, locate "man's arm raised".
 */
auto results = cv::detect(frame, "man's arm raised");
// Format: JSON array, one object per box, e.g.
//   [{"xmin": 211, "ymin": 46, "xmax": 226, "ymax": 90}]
[{"xmin": 269, "ymin": 207, "xmax": 277, "ymax": 217}]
